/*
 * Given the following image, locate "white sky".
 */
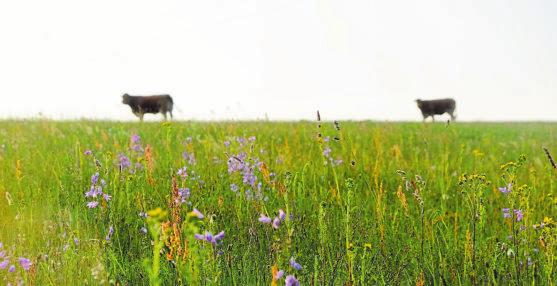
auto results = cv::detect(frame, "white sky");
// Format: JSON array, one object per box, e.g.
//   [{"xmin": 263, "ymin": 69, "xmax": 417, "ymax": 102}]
[{"xmin": 0, "ymin": 0, "xmax": 556, "ymax": 121}]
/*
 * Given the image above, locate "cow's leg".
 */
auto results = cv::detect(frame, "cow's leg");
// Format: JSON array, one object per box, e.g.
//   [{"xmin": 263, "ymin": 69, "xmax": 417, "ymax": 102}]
[
  {"xmin": 169, "ymin": 110, "xmax": 173, "ymax": 120},
  {"xmin": 139, "ymin": 113, "xmax": 144, "ymax": 122},
  {"xmin": 431, "ymin": 115, "xmax": 435, "ymax": 122},
  {"xmin": 163, "ymin": 112, "xmax": 168, "ymax": 121}
]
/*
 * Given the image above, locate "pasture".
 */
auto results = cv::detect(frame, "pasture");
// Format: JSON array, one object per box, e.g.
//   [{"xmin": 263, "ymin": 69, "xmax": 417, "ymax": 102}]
[{"xmin": 0, "ymin": 120, "xmax": 556, "ymax": 285}]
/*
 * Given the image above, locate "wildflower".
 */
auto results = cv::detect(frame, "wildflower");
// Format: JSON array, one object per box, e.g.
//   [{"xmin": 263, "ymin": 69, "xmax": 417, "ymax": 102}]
[
  {"xmin": 131, "ymin": 134, "xmax": 140, "ymax": 144},
  {"xmin": 103, "ymin": 193, "xmax": 112, "ymax": 201},
  {"xmin": 191, "ymin": 208, "xmax": 204, "ymax": 219},
  {"xmin": 214, "ymin": 231, "xmax": 225, "ymax": 241},
  {"xmin": 285, "ymin": 275, "xmax": 300, "ymax": 286},
  {"xmin": 74, "ymin": 238, "xmax": 79, "ymax": 246},
  {"xmin": 224, "ymin": 141, "xmax": 230, "ymax": 147},
  {"xmin": 140, "ymin": 227, "xmax": 148, "ymax": 234},
  {"xmin": 0, "ymin": 251, "xmax": 5, "ymax": 258},
  {"xmin": 499, "ymin": 183, "xmax": 512, "ymax": 194},
  {"xmin": 18, "ymin": 258, "xmax": 31, "ymax": 271},
  {"xmin": 118, "ymin": 153, "xmax": 131, "ymax": 170},
  {"xmin": 177, "ymin": 188, "xmax": 190, "ymax": 204},
  {"xmin": 8, "ymin": 265, "xmax": 15, "ymax": 272},
  {"xmin": 272, "ymin": 217, "xmax": 281, "ymax": 229},
  {"xmin": 323, "ymin": 147, "xmax": 332, "ymax": 157},
  {"xmin": 514, "ymin": 209, "xmax": 524, "ymax": 222},
  {"xmin": 289, "ymin": 257, "xmax": 302, "ymax": 270},
  {"xmin": 91, "ymin": 172, "xmax": 99, "ymax": 185},
  {"xmin": 502, "ymin": 208, "xmax": 511, "ymax": 219},
  {"xmin": 84, "ymin": 150, "xmax": 93, "ymax": 156},
  {"xmin": 182, "ymin": 151, "xmax": 196, "ymax": 165},
  {"xmin": 275, "ymin": 269, "xmax": 284, "ymax": 280},
  {"xmin": 258, "ymin": 214, "xmax": 272, "ymax": 224},
  {"xmin": 86, "ymin": 201, "xmax": 99, "ymax": 208},
  {"xmin": 0, "ymin": 242, "xmax": 2, "ymax": 248},
  {"xmin": 105, "ymin": 226, "xmax": 114, "ymax": 242},
  {"xmin": 177, "ymin": 166, "xmax": 188, "ymax": 179},
  {"xmin": 205, "ymin": 232, "xmax": 213, "ymax": 242},
  {"xmin": 279, "ymin": 209, "xmax": 286, "ymax": 221},
  {"xmin": 249, "ymin": 136, "xmax": 256, "ymax": 142},
  {"xmin": 139, "ymin": 211, "xmax": 147, "ymax": 218},
  {"xmin": 0, "ymin": 260, "xmax": 8, "ymax": 269},
  {"xmin": 230, "ymin": 183, "xmax": 239, "ymax": 194},
  {"xmin": 195, "ymin": 231, "xmax": 225, "ymax": 245}
]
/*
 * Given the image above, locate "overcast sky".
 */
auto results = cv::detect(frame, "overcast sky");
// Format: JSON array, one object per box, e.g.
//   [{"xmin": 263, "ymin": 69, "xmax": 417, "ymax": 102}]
[{"xmin": 0, "ymin": 0, "xmax": 556, "ymax": 121}]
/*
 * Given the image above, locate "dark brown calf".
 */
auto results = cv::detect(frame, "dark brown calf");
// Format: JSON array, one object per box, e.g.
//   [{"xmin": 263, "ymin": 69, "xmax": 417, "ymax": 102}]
[
  {"xmin": 122, "ymin": 93, "xmax": 174, "ymax": 121},
  {"xmin": 415, "ymin": 98, "xmax": 456, "ymax": 122}
]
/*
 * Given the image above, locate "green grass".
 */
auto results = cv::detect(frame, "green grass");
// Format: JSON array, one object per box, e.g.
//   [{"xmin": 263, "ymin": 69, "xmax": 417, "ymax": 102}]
[{"xmin": 0, "ymin": 120, "xmax": 556, "ymax": 285}]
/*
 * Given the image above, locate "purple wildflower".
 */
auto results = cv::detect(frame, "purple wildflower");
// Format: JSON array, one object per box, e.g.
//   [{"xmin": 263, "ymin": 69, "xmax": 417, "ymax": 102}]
[
  {"xmin": 289, "ymin": 257, "xmax": 302, "ymax": 270},
  {"xmin": 248, "ymin": 136, "xmax": 256, "ymax": 142},
  {"xmin": 118, "ymin": 153, "xmax": 131, "ymax": 170},
  {"xmin": 514, "ymin": 209, "xmax": 524, "ymax": 222},
  {"xmin": 259, "ymin": 214, "xmax": 272, "ymax": 224},
  {"xmin": 192, "ymin": 208, "xmax": 204, "ymax": 219},
  {"xmin": 275, "ymin": 269, "xmax": 284, "ymax": 280},
  {"xmin": 205, "ymin": 232, "xmax": 213, "ymax": 242},
  {"xmin": 279, "ymin": 209, "xmax": 286, "ymax": 221},
  {"xmin": 323, "ymin": 147, "xmax": 332, "ymax": 157},
  {"xmin": 214, "ymin": 231, "xmax": 225, "ymax": 241},
  {"xmin": 272, "ymin": 217, "xmax": 281, "ymax": 229},
  {"xmin": 224, "ymin": 141, "xmax": 231, "ymax": 148},
  {"xmin": 84, "ymin": 150, "xmax": 93, "ymax": 156},
  {"xmin": 74, "ymin": 238, "xmax": 79, "ymax": 246},
  {"xmin": 0, "ymin": 260, "xmax": 8, "ymax": 269},
  {"xmin": 91, "ymin": 172, "xmax": 99, "ymax": 185},
  {"xmin": 285, "ymin": 275, "xmax": 300, "ymax": 286},
  {"xmin": 103, "ymin": 193, "xmax": 112, "ymax": 201},
  {"xmin": 18, "ymin": 258, "xmax": 31, "ymax": 271},
  {"xmin": 499, "ymin": 183, "xmax": 512, "ymax": 194},
  {"xmin": 84, "ymin": 187, "xmax": 97, "ymax": 198},
  {"xmin": 177, "ymin": 166, "xmax": 188, "ymax": 179},
  {"xmin": 8, "ymin": 264, "xmax": 15, "ymax": 272},
  {"xmin": 182, "ymin": 151, "xmax": 196, "ymax": 165},
  {"xmin": 131, "ymin": 134, "xmax": 141, "ymax": 144},
  {"xmin": 502, "ymin": 208, "xmax": 511, "ymax": 219},
  {"xmin": 194, "ymin": 233, "xmax": 205, "ymax": 240},
  {"xmin": 230, "ymin": 183, "xmax": 239, "ymax": 194},
  {"xmin": 0, "ymin": 251, "xmax": 5, "ymax": 258},
  {"xmin": 106, "ymin": 226, "xmax": 114, "ymax": 242},
  {"xmin": 86, "ymin": 201, "xmax": 99, "ymax": 208},
  {"xmin": 177, "ymin": 188, "xmax": 190, "ymax": 204}
]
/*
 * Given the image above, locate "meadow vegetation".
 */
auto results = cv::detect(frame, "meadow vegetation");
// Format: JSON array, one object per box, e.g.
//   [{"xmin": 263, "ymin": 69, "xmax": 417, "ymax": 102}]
[{"xmin": 0, "ymin": 120, "xmax": 556, "ymax": 285}]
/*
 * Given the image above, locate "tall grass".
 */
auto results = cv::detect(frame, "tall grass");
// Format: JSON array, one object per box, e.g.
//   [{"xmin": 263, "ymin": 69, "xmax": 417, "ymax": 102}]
[{"xmin": 0, "ymin": 120, "xmax": 556, "ymax": 285}]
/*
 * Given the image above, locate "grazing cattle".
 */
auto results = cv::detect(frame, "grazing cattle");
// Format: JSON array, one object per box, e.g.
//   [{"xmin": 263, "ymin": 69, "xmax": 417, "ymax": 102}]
[
  {"xmin": 122, "ymin": 94, "xmax": 174, "ymax": 121},
  {"xmin": 415, "ymin": 98, "xmax": 456, "ymax": 122}
]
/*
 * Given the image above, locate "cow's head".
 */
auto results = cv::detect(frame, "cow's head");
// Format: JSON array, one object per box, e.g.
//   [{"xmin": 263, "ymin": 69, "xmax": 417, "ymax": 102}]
[
  {"xmin": 122, "ymin": 93, "xmax": 130, "ymax": 104},
  {"xmin": 415, "ymin": 99, "xmax": 423, "ymax": 108}
]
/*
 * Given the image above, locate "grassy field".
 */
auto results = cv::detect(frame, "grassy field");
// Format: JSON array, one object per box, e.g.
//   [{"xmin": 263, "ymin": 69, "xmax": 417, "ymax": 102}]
[{"xmin": 0, "ymin": 120, "xmax": 556, "ymax": 285}]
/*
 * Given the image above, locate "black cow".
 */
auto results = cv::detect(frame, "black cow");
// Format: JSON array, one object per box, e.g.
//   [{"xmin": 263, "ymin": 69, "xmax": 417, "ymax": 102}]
[
  {"xmin": 415, "ymin": 98, "xmax": 456, "ymax": 122},
  {"xmin": 122, "ymin": 93, "xmax": 174, "ymax": 121}
]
